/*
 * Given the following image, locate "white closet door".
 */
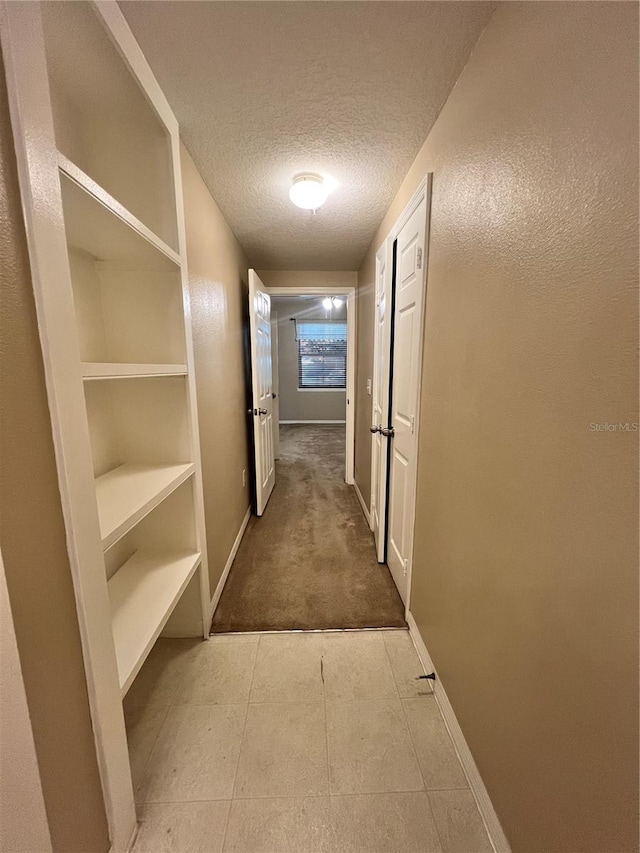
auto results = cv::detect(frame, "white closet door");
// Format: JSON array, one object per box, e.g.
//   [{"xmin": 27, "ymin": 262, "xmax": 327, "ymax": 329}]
[{"xmin": 386, "ymin": 198, "xmax": 427, "ymax": 603}]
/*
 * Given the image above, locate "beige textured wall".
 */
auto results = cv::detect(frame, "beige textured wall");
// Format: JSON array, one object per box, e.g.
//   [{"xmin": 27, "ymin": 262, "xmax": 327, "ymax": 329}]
[
  {"xmin": 356, "ymin": 4, "xmax": 639, "ymax": 852},
  {"xmin": 0, "ymin": 53, "xmax": 109, "ymax": 853},
  {"xmin": 0, "ymin": 550, "xmax": 52, "ymax": 853},
  {"xmin": 272, "ymin": 296, "xmax": 347, "ymax": 422},
  {"xmin": 180, "ymin": 144, "xmax": 251, "ymax": 602},
  {"xmin": 256, "ymin": 269, "xmax": 357, "ymax": 291}
]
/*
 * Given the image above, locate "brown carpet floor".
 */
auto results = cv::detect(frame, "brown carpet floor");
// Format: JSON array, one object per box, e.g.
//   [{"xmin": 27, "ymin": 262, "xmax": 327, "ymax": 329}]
[{"xmin": 211, "ymin": 424, "xmax": 407, "ymax": 632}]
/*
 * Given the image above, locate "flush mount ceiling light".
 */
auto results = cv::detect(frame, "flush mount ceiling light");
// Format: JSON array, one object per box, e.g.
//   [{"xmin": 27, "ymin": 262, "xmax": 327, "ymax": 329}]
[
  {"xmin": 322, "ymin": 297, "xmax": 343, "ymax": 310},
  {"xmin": 289, "ymin": 174, "xmax": 328, "ymax": 211}
]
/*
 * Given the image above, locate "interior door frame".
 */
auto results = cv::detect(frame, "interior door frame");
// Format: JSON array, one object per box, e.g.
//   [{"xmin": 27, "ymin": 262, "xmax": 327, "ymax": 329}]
[
  {"xmin": 265, "ymin": 285, "xmax": 356, "ymax": 485},
  {"xmin": 270, "ymin": 311, "xmax": 280, "ymax": 459},
  {"xmin": 370, "ymin": 175, "xmax": 432, "ymax": 615}
]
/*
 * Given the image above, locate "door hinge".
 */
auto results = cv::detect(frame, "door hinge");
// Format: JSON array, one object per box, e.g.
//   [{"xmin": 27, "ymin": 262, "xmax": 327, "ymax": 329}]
[
  {"xmin": 410, "ymin": 415, "xmax": 415, "ymax": 434},
  {"xmin": 416, "ymin": 247, "xmax": 423, "ymax": 270},
  {"xmin": 403, "ymin": 558, "xmax": 409, "ymax": 575}
]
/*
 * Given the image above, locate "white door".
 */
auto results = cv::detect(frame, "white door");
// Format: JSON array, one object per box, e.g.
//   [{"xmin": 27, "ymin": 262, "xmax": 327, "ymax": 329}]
[
  {"xmin": 249, "ymin": 270, "xmax": 275, "ymax": 515},
  {"xmin": 271, "ymin": 312, "xmax": 280, "ymax": 459},
  {"xmin": 386, "ymin": 197, "xmax": 428, "ymax": 603},
  {"xmin": 371, "ymin": 243, "xmax": 391, "ymax": 561}
]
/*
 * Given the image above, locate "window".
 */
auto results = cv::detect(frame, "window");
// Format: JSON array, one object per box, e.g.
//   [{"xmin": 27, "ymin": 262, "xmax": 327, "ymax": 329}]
[{"xmin": 297, "ymin": 321, "xmax": 347, "ymax": 389}]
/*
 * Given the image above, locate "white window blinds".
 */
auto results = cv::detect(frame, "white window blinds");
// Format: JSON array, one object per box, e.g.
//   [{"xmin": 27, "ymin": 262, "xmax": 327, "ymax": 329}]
[{"xmin": 297, "ymin": 321, "xmax": 347, "ymax": 389}]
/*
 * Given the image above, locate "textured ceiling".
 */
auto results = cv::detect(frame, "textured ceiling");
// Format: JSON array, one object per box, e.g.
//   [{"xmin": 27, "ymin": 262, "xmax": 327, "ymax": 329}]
[{"xmin": 120, "ymin": 1, "xmax": 495, "ymax": 270}]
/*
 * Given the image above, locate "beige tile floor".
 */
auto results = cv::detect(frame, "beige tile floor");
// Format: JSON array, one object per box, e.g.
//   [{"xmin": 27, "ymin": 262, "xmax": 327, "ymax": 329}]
[{"xmin": 125, "ymin": 630, "xmax": 493, "ymax": 853}]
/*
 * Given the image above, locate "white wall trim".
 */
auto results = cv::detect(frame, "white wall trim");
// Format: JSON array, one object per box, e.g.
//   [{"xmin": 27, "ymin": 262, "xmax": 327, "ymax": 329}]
[
  {"xmin": 267, "ymin": 286, "xmax": 352, "ymax": 296},
  {"xmin": 390, "ymin": 176, "xmax": 428, "ymax": 240},
  {"xmin": 353, "ymin": 481, "xmax": 372, "ymax": 529},
  {"xmin": 296, "ymin": 388, "xmax": 346, "ymax": 394},
  {"xmin": 208, "ymin": 506, "xmax": 251, "ymax": 623},
  {"xmin": 280, "ymin": 419, "xmax": 346, "ymax": 425},
  {"xmin": 406, "ymin": 612, "xmax": 512, "ymax": 853},
  {"xmin": 266, "ymin": 285, "xmax": 356, "ymax": 485}
]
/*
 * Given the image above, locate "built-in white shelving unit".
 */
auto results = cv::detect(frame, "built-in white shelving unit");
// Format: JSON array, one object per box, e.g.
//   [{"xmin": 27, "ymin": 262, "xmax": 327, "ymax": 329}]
[
  {"xmin": 82, "ymin": 364, "xmax": 188, "ymax": 380},
  {"xmin": 58, "ymin": 155, "xmax": 181, "ymax": 267},
  {"xmin": 109, "ymin": 549, "xmax": 201, "ymax": 693},
  {"xmin": 2, "ymin": 2, "xmax": 211, "ymax": 848},
  {"xmin": 95, "ymin": 462, "xmax": 196, "ymax": 549}
]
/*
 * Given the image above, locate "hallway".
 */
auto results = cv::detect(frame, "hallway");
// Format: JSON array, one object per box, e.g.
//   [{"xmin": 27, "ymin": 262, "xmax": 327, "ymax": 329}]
[
  {"xmin": 2, "ymin": 3, "xmax": 637, "ymax": 851},
  {"xmin": 125, "ymin": 630, "xmax": 492, "ymax": 853},
  {"xmin": 211, "ymin": 425, "xmax": 406, "ymax": 633}
]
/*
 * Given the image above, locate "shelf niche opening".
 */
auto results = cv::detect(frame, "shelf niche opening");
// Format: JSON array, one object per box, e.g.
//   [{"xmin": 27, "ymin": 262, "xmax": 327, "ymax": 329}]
[
  {"xmin": 42, "ymin": 0, "xmax": 179, "ymax": 250},
  {"xmin": 84, "ymin": 376, "xmax": 192, "ymax": 479},
  {"xmin": 105, "ymin": 478, "xmax": 198, "ymax": 582},
  {"xmin": 105, "ymin": 479, "xmax": 203, "ymax": 693},
  {"xmin": 60, "ymin": 173, "xmax": 186, "ymax": 366}
]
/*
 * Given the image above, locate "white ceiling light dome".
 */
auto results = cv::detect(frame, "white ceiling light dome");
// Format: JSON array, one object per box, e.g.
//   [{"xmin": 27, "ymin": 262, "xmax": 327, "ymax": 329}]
[{"xmin": 289, "ymin": 174, "xmax": 328, "ymax": 211}]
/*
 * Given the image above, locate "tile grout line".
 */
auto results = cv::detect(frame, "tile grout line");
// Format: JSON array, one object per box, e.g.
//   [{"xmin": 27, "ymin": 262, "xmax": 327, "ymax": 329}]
[
  {"xmin": 380, "ymin": 632, "xmax": 402, "ymax": 704},
  {"xmin": 220, "ymin": 637, "xmax": 260, "ymax": 853},
  {"xmin": 130, "ymin": 786, "xmax": 474, "ymax": 807},
  {"xmin": 211, "ymin": 627, "xmax": 408, "ymax": 638},
  {"xmin": 424, "ymin": 788, "xmax": 447, "ymax": 853},
  {"xmin": 130, "ymin": 703, "xmax": 171, "ymax": 809},
  {"xmin": 321, "ymin": 635, "xmax": 333, "ymax": 800},
  {"xmin": 391, "ymin": 634, "xmax": 462, "ymax": 853},
  {"xmin": 129, "ymin": 643, "xmax": 197, "ymax": 806},
  {"xmin": 335, "ymin": 635, "xmax": 429, "ymax": 803},
  {"xmin": 383, "ymin": 632, "xmax": 410, "ymax": 701},
  {"xmin": 135, "ymin": 696, "xmax": 446, "ymax": 710},
  {"xmin": 383, "ymin": 638, "xmax": 432, "ymax": 800},
  {"xmin": 395, "ymin": 698, "xmax": 449, "ymax": 852},
  {"xmin": 393, "ymin": 642, "xmax": 428, "ymax": 796}
]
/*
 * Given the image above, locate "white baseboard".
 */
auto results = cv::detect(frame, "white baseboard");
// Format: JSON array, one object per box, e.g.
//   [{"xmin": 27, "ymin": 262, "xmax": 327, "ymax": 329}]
[
  {"xmin": 353, "ymin": 480, "xmax": 371, "ymax": 528},
  {"xmin": 208, "ymin": 506, "xmax": 251, "ymax": 623},
  {"xmin": 407, "ymin": 612, "xmax": 511, "ymax": 853},
  {"xmin": 279, "ymin": 420, "xmax": 346, "ymax": 424}
]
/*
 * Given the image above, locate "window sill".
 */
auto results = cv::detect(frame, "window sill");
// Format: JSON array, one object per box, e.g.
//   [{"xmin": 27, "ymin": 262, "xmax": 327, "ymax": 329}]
[{"xmin": 297, "ymin": 387, "xmax": 346, "ymax": 393}]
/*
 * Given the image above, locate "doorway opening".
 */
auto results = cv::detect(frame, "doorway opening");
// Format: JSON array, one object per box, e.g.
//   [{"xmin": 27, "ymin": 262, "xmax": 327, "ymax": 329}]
[
  {"xmin": 211, "ymin": 279, "xmax": 406, "ymax": 633},
  {"xmin": 272, "ymin": 292, "xmax": 348, "ymax": 463},
  {"xmin": 269, "ymin": 284, "xmax": 357, "ymax": 488}
]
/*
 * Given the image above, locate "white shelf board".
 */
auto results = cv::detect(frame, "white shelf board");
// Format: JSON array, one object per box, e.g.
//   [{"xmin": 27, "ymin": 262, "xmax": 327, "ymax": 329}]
[
  {"xmin": 96, "ymin": 462, "xmax": 195, "ymax": 549},
  {"xmin": 82, "ymin": 363, "xmax": 188, "ymax": 380},
  {"xmin": 108, "ymin": 550, "xmax": 201, "ymax": 693},
  {"xmin": 58, "ymin": 153, "xmax": 181, "ymax": 269}
]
